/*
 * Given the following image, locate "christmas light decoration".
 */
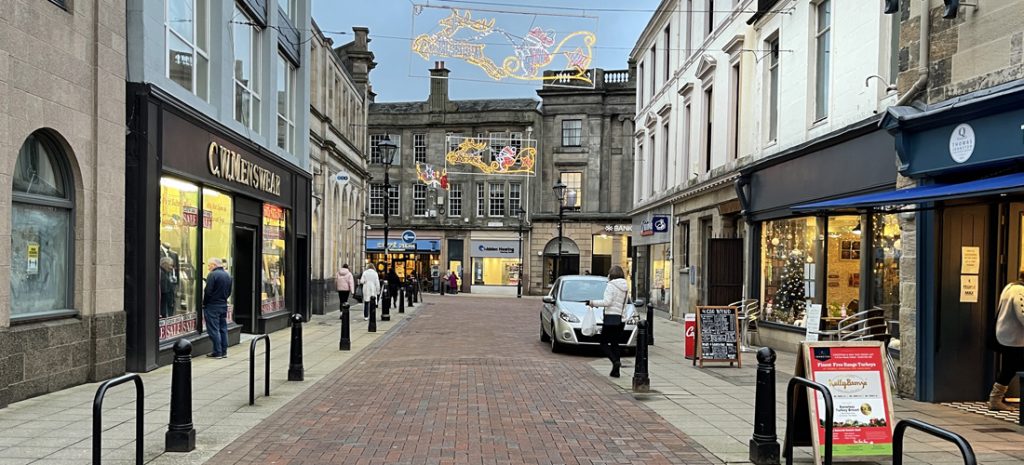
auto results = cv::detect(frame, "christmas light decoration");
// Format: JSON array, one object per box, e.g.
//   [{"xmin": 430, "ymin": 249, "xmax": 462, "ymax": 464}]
[
  {"xmin": 416, "ymin": 162, "xmax": 449, "ymax": 190},
  {"xmin": 444, "ymin": 136, "xmax": 537, "ymax": 176}
]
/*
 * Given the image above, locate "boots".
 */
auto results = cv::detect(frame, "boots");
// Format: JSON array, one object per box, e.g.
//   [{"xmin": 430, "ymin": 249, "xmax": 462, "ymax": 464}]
[
  {"xmin": 609, "ymin": 362, "xmax": 621, "ymax": 378},
  {"xmin": 989, "ymin": 383, "xmax": 1014, "ymax": 411}
]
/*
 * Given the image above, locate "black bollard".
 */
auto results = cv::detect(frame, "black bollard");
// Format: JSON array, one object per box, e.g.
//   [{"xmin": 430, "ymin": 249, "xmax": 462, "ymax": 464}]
[
  {"xmin": 166, "ymin": 339, "xmax": 196, "ymax": 452},
  {"xmin": 288, "ymin": 313, "xmax": 304, "ymax": 381},
  {"xmin": 399, "ymin": 286, "xmax": 405, "ymax": 313},
  {"xmin": 632, "ymin": 320, "xmax": 650, "ymax": 393},
  {"xmin": 339, "ymin": 302, "xmax": 351, "ymax": 351},
  {"xmin": 381, "ymin": 287, "xmax": 391, "ymax": 321},
  {"xmin": 749, "ymin": 347, "xmax": 781, "ymax": 465},
  {"xmin": 368, "ymin": 295, "xmax": 377, "ymax": 332},
  {"xmin": 646, "ymin": 302, "xmax": 655, "ymax": 345},
  {"xmin": 407, "ymin": 282, "xmax": 414, "ymax": 308}
]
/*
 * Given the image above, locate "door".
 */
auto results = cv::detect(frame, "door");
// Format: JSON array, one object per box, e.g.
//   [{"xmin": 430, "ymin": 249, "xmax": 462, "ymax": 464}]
[
  {"xmin": 935, "ymin": 204, "xmax": 993, "ymax": 401},
  {"xmin": 707, "ymin": 238, "xmax": 744, "ymax": 305},
  {"xmin": 233, "ymin": 226, "xmax": 258, "ymax": 333}
]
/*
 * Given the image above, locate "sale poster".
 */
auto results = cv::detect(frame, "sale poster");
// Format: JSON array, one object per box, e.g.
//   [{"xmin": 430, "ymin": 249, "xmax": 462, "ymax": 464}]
[{"xmin": 804, "ymin": 342, "xmax": 895, "ymax": 461}]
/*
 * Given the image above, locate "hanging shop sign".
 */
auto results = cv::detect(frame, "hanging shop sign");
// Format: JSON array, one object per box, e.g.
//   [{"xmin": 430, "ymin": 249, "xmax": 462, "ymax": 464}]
[
  {"xmin": 640, "ymin": 218, "xmax": 654, "ymax": 236},
  {"xmin": 470, "ymin": 240, "xmax": 519, "ymax": 258},
  {"xmin": 652, "ymin": 215, "xmax": 670, "ymax": 233},
  {"xmin": 207, "ymin": 141, "xmax": 282, "ymax": 196},
  {"xmin": 948, "ymin": 123, "xmax": 976, "ymax": 164},
  {"xmin": 791, "ymin": 341, "xmax": 896, "ymax": 464}
]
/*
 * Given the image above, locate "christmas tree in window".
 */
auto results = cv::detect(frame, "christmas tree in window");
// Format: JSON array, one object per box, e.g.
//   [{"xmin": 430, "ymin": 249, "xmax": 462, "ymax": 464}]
[{"xmin": 774, "ymin": 249, "xmax": 806, "ymax": 324}]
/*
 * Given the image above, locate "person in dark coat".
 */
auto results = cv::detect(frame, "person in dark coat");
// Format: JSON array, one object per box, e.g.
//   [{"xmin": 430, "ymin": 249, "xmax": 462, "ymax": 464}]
[
  {"xmin": 203, "ymin": 258, "xmax": 232, "ymax": 358},
  {"xmin": 159, "ymin": 257, "xmax": 177, "ymax": 318},
  {"xmin": 387, "ymin": 268, "xmax": 401, "ymax": 306}
]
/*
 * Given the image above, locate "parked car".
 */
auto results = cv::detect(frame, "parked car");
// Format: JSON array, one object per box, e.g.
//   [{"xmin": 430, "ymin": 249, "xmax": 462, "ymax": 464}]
[{"xmin": 540, "ymin": 275, "xmax": 645, "ymax": 352}]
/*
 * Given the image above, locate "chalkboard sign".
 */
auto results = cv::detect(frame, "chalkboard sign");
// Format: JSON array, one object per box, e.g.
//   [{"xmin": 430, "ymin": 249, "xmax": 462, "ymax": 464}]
[{"xmin": 693, "ymin": 306, "xmax": 742, "ymax": 368}]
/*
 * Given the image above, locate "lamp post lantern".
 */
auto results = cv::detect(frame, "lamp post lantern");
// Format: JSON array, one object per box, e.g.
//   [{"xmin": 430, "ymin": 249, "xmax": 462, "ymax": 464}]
[
  {"xmin": 552, "ymin": 180, "xmax": 567, "ymax": 281},
  {"xmin": 377, "ymin": 134, "xmax": 398, "ymax": 272},
  {"xmin": 516, "ymin": 207, "xmax": 526, "ymax": 298}
]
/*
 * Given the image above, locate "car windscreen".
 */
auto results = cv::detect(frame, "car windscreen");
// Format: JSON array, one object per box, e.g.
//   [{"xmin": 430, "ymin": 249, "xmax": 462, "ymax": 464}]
[{"xmin": 559, "ymin": 280, "xmax": 607, "ymax": 302}]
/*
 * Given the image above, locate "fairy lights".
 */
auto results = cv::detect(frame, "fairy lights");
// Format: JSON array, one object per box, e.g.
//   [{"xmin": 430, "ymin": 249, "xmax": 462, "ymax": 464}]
[
  {"xmin": 416, "ymin": 162, "xmax": 449, "ymax": 190},
  {"xmin": 444, "ymin": 136, "xmax": 537, "ymax": 176}
]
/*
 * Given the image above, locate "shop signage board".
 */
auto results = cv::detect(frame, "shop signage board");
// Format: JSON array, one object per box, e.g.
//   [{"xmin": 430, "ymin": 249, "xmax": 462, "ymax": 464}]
[
  {"xmin": 470, "ymin": 240, "xmax": 519, "ymax": 258},
  {"xmin": 804, "ymin": 304, "xmax": 823, "ymax": 342},
  {"xmin": 652, "ymin": 215, "xmax": 669, "ymax": 233},
  {"xmin": 789, "ymin": 341, "xmax": 896, "ymax": 465},
  {"xmin": 692, "ymin": 306, "xmax": 741, "ymax": 368},
  {"xmin": 640, "ymin": 218, "xmax": 654, "ymax": 236}
]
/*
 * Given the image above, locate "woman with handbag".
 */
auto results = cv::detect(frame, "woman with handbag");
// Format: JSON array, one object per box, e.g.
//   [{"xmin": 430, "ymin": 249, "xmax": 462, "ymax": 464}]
[
  {"xmin": 586, "ymin": 265, "xmax": 630, "ymax": 378},
  {"xmin": 335, "ymin": 264, "xmax": 355, "ymax": 311}
]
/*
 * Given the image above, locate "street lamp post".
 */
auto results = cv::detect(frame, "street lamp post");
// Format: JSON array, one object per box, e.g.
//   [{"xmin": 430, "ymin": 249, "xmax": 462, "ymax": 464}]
[
  {"xmin": 377, "ymin": 135, "xmax": 398, "ymax": 272},
  {"xmin": 552, "ymin": 180, "xmax": 567, "ymax": 281},
  {"xmin": 516, "ymin": 207, "xmax": 526, "ymax": 298}
]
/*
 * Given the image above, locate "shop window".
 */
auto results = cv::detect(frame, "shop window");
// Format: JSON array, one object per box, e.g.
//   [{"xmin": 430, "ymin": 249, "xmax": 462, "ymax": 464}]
[
  {"xmin": 761, "ymin": 217, "xmax": 820, "ymax": 326},
  {"xmin": 649, "ymin": 243, "xmax": 672, "ymax": 310},
  {"xmin": 261, "ymin": 204, "xmax": 287, "ymax": 314},
  {"xmin": 473, "ymin": 258, "xmax": 520, "ymax": 286},
  {"xmin": 11, "ymin": 132, "xmax": 75, "ymax": 321},
  {"xmin": 509, "ymin": 183, "xmax": 522, "ymax": 214},
  {"xmin": 413, "ymin": 133, "xmax": 427, "ymax": 163},
  {"xmin": 871, "ymin": 213, "xmax": 901, "ymax": 329},
  {"xmin": 413, "ymin": 184, "xmax": 427, "ymax": 216},
  {"xmin": 231, "ymin": 5, "xmax": 262, "ymax": 132},
  {"xmin": 488, "ymin": 183, "xmax": 506, "ymax": 217},
  {"xmin": 159, "ymin": 177, "xmax": 201, "ymax": 340},
  {"xmin": 202, "ymin": 188, "xmax": 233, "ymax": 323},
  {"xmin": 559, "ymin": 172, "xmax": 582, "ymax": 209},
  {"xmin": 561, "ymin": 120, "xmax": 582, "ymax": 147},
  {"xmin": 592, "ymin": 234, "xmax": 613, "ymax": 277},
  {"xmin": 449, "ymin": 183, "xmax": 463, "ymax": 217},
  {"xmin": 276, "ymin": 53, "xmax": 296, "ymax": 154},
  {"xmin": 166, "ymin": 0, "xmax": 209, "ymax": 100},
  {"xmin": 825, "ymin": 216, "xmax": 862, "ymax": 317}
]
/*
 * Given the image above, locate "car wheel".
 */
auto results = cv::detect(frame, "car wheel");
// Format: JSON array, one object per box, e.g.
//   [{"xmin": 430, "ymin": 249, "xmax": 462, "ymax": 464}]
[
  {"xmin": 540, "ymin": 316, "xmax": 550, "ymax": 342},
  {"xmin": 550, "ymin": 322, "xmax": 562, "ymax": 353}
]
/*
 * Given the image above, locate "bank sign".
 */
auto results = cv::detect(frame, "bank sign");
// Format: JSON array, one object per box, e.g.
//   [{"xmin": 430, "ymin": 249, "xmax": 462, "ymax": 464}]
[{"xmin": 470, "ymin": 240, "xmax": 519, "ymax": 258}]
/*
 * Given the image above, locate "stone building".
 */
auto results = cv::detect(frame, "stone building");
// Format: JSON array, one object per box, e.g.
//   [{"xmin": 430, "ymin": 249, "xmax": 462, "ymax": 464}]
[
  {"xmin": 530, "ymin": 69, "xmax": 637, "ymax": 294},
  {"xmin": 367, "ymin": 63, "xmax": 540, "ymax": 295},
  {"xmin": 0, "ymin": 0, "xmax": 126, "ymax": 407},
  {"xmin": 308, "ymin": 23, "xmax": 375, "ymax": 314},
  {"xmin": 123, "ymin": 0, "xmax": 313, "ymax": 371}
]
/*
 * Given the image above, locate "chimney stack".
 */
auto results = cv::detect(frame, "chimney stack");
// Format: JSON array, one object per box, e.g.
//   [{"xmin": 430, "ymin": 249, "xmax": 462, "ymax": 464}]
[{"xmin": 429, "ymin": 61, "xmax": 450, "ymax": 112}]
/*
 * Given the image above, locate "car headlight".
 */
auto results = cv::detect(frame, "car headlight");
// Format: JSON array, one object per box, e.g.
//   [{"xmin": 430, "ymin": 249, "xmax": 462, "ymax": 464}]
[{"xmin": 558, "ymin": 311, "xmax": 580, "ymax": 323}]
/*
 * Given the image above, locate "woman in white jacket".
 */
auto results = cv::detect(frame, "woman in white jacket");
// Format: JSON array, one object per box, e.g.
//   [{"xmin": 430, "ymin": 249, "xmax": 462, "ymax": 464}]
[
  {"xmin": 587, "ymin": 265, "xmax": 630, "ymax": 378},
  {"xmin": 360, "ymin": 263, "xmax": 381, "ymax": 321}
]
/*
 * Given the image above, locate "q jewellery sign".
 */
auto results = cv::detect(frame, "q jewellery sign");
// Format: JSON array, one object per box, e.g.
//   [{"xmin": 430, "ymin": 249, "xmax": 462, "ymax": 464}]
[{"xmin": 207, "ymin": 141, "xmax": 282, "ymax": 196}]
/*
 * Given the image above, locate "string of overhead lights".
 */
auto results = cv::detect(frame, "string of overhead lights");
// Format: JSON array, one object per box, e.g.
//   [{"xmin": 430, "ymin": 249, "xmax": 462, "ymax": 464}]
[{"xmin": 429, "ymin": 0, "xmax": 795, "ymax": 15}]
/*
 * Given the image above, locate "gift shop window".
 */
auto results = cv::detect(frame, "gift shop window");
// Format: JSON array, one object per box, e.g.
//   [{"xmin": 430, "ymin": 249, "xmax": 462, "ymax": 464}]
[
  {"xmin": 761, "ymin": 216, "xmax": 821, "ymax": 326},
  {"xmin": 261, "ymin": 203, "xmax": 287, "ymax": 314}
]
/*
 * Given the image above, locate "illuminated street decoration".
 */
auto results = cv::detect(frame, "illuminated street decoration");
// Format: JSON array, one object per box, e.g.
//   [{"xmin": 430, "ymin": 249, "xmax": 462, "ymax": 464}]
[
  {"xmin": 444, "ymin": 136, "xmax": 537, "ymax": 176},
  {"xmin": 416, "ymin": 162, "xmax": 449, "ymax": 190},
  {"xmin": 412, "ymin": 8, "xmax": 596, "ymax": 86}
]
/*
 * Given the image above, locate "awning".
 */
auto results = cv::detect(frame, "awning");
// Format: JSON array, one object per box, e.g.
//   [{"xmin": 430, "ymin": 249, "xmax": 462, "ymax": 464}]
[{"xmin": 793, "ymin": 172, "xmax": 1024, "ymax": 212}]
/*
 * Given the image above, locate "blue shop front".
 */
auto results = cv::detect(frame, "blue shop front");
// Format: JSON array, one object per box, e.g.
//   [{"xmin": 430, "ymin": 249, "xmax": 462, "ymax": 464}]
[{"xmin": 797, "ymin": 82, "xmax": 1024, "ymax": 402}]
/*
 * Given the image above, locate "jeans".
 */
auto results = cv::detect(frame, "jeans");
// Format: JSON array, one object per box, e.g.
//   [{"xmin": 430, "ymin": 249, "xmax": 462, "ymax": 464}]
[
  {"xmin": 337, "ymin": 291, "xmax": 351, "ymax": 311},
  {"xmin": 204, "ymin": 305, "xmax": 228, "ymax": 356},
  {"xmin": 600, "ymin": 314, "xmax": 624, "ymax": 366},
  {"xmin": 363, "ymin": 297, "xmax": 376, "ymax": 319}
]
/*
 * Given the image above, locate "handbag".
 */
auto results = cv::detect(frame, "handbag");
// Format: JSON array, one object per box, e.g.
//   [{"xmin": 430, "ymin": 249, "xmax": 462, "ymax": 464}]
[
  {"xmin": 581, "ymin": 306, "xmax": 598, "ymax": 337},
  {"xmin": 353, "ymin": 284, "xmax": 364, "ymax": 303}
]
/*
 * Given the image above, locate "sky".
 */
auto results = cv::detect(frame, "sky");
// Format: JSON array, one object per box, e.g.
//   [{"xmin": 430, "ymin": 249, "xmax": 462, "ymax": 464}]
[{"xmin": 312, "ymin": 0, "xmax": 662, "ymax": 102}]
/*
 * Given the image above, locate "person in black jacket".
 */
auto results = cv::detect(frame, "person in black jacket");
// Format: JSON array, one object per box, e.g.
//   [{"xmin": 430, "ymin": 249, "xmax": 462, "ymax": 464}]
[
  {"xmin": 387, "ymin": 268, "xmax": 401, "ymax": 306},
  {"xmin": 203, "ymin": 258, "xmax": 233, "ymax": 358},
  {"xmin": 159, "ymin": 257, "xmax": 178, "ymax": 318}
]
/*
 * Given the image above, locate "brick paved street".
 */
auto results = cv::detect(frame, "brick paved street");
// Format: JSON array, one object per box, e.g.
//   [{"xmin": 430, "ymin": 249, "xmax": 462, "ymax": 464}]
[{"xmin": 209, "ymin": 296, "xmax": 718, "ymax": 465}]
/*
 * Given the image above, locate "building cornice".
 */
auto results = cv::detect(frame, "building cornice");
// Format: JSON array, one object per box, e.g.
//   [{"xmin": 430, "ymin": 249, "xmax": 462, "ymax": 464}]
[{"xmin": 630, "ymin": 172, "xmax": 740, "ymax": 215}]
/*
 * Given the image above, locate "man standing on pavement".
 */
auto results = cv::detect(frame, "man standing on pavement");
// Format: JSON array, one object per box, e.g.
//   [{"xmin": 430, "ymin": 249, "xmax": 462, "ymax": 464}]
[
  {"xmin": 360, "ymin": 263, "xmax": 381, "ymax": 321},
  {"xmin": 203, "ymin": 258, "xmax": 232, "ymax": 359}
]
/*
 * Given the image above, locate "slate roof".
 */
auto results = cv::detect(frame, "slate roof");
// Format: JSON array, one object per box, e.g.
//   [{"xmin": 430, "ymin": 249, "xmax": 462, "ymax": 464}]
[{"xmin": 371, "ymin": 98, "xmax": 540, "ymax": 114}]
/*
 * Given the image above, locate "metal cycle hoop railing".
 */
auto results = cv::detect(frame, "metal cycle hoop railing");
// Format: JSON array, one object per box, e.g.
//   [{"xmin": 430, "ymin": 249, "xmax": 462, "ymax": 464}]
[
  {"xmin": 249, "ymin": 334, "xmax": 271, "ymax": 405},
  {"xmin": 892, "ymin": 419, "xmax": 976, "ymax": 465},
  {"xmin": 784, "ymin": 376, "xmax": 834, "ymax": 465},
  {"xmin": 93, "ymin": 373, "xmax": 144, "ymax": 464}
]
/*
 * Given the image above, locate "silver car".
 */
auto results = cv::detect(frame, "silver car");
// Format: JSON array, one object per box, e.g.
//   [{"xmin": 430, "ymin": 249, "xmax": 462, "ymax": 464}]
[{"xmin": 540, "ymin": 275, "xmax": 646, "ymax": 352}]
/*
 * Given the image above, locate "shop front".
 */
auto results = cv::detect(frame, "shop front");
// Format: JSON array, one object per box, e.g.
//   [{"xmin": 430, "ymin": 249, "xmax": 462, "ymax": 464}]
[
  {"xmin": 631, "ymin": 210, "xmax": 672, "ymax": 314},
  {"xmin": 365, "ymin": 236, "xmax": 442, "ymax": 290},
  {"xmin": 470, "ymin": 238, "xmax": 521, "ymax": 294},
  {"xmin": 737, "ymin": 117, "xmax": 899, "ymax": 355},
  {"xmin": 801, "ymin": 83, "xmax": 1024, "ymax": 402},
  {"xmin": 125, "ymin": 85, "xmax": 312, "ymax": 372}
]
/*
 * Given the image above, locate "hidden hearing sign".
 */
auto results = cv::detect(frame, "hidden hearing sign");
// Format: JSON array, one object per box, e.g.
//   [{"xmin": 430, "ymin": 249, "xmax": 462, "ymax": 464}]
[
  {"xmin": 692, "ymin": 306, "xmax": 741, "ymax": 368},
  {"xmin": 789, "ymin": 341, "xmax": 896, "ymax": 464}
]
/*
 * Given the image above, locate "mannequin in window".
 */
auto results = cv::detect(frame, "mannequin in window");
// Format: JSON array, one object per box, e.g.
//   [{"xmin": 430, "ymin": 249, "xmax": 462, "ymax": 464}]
[
  {"xmin": 159, "ymin": 242, "xmax": 180, "ymax": 310},
  {"xmin": 159, "ymin": 257, "xmax": 177, "ymax": 318}
]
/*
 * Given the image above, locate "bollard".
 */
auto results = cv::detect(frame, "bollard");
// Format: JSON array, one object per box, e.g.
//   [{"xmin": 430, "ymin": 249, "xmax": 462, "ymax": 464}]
[
  {"xmin": 339, "ymin": 302, "xmax": 351, "ymax": 351},
  {"xmin": 399, "ymin": 286, "xmax": 405, "ymax": 313},
  {"xmin": 749, "ymin": 347, "xmax": 780, "ymax": 465},
  {"xmin": 632, "ymin": 320, "xmax": 650, "ymax": 393},
  {"xmin": 407, "ymin": 282, "xmax": 414, "ymax": 308},
  {"xmin": 646, "ymin": 301, "xmax": 655, "ymax": 345},
  {"xmin": 166, "ymin": 339, "xmax": 196, "ymax": 452},
  {"xmin": 368, "ymin": 295, "xmax": 377, "ymax": 333},
  {"xmin": 288, "ymin": 313, "xmax": 304, "ymax": 381},
  {"xmin": 381, "ymin": 287, "xmax": 391, "ymax": 321},
  {"xmin": 413, "ymin": 281, "xmax": 419, "ymax": 303}
]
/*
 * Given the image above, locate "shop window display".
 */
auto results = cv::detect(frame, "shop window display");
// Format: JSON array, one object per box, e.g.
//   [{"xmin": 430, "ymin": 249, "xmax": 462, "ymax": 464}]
[
  {"xmin": 762, "ymin": 217, "xmax": 820, "ymax": 325},
  {"xmin": 473, "ymin": 258, "xmax": 519, "ymax": 286},
  {"xmin": 261, "ymin": 203, "xmax": 287, "ymax": 314},
  {"xmin": 871, "ymin": 213, "xmax": 901, "ymax": 342},
  {"xmin": 649, "ymin": 243, "xmax": 671, "ymax": 310},
  {"xmin": 202, "ymin": 188, "xmax": 233, "ymax": 322},
  {"xmin": 159, "ymin": 177, "xmax": 201, "ymax": 341},
  {"xmin": 825, "ymin": 216, "xmax": 862, "ymax": 317}
]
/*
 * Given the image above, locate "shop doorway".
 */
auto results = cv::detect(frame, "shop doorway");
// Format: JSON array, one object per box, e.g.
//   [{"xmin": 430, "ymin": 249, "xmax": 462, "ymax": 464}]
[
  {"xmin": 707, "ymin": 238, "xmax": 743, "ymax": 305},
  {"xmin": 233, "ymin": 226, "xmax": 258, "ymax": 334},
  {"xmin": 543, "ymin": 238, "xmax": 580, "ymax": 284}
]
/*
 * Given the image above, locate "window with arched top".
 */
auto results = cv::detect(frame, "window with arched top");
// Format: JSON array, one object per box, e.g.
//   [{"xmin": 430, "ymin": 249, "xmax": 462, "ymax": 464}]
[{"xmin": 11, "ymin": 131, "xmax": 75, "ymax": 320}]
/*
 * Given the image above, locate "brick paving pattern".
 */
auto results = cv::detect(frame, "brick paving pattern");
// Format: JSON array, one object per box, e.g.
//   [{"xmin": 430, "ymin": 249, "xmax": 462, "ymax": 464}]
[{"xmin": 209, "ymin": 297, "xmax": 718, "ymax": 465}]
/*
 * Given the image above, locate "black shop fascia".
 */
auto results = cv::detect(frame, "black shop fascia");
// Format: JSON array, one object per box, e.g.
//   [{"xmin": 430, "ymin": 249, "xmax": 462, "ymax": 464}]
[{"xmin": 124, "ymin": 84, "xmax": 312, "ymax": 372}]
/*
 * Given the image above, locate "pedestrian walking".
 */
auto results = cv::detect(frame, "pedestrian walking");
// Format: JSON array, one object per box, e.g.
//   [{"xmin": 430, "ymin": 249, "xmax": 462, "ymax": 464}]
[
  {"xmin": 203, "ymin": 258, "xmax": 232, "ymax": 359},
  {"xmin": 360, "ymin": 264, "xmax": 381, "ymax": 321},
  {"xmin": 586, "ymin": 265, "xmax": 630, "ymax": 378},
  {"xmin": 387, "ymin": 267, "xmax": 401, "ymax": 306},
  {"xmin": 335, "ymin": 263, "xmax": 355, "ymax": 310},
  {"xmin": 990, "ymin": 271, "xmax": 1024, "ymax": 410},
  {"xmin": 448, "ymin": 270, "xmax": 458, "ymax": 295}
]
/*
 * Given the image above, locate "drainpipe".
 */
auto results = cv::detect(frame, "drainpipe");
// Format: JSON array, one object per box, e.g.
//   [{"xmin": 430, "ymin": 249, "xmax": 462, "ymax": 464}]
[{"xmin": 895, "ymin": 0, "xmax": 931, "ymax": 106}]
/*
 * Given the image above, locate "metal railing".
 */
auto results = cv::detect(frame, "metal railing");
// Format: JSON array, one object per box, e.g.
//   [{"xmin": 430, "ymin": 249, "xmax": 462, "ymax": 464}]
[
  {"xmin": 784, "ymin": 376, "xmax": 834, "ymax": 465},
  {"xmin": 93, "ymin": 373, "xmax": 144, "ymax": 464},
  {"xmin": 249, "ymin": 335, "xmax": 271, "ymax": 405},
  {"xmin": 893, "ymin": 419, "xmax": 976, "ymax": 465}
]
